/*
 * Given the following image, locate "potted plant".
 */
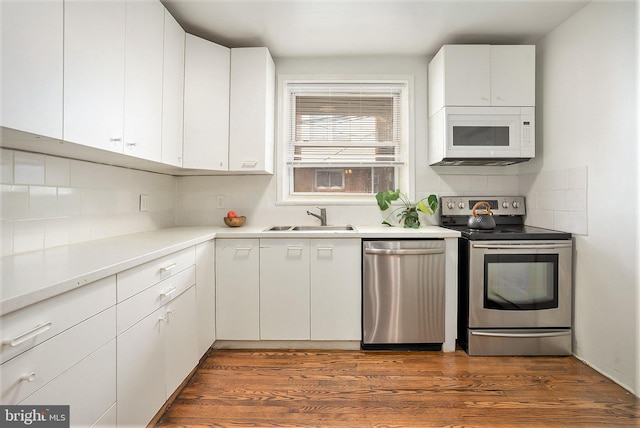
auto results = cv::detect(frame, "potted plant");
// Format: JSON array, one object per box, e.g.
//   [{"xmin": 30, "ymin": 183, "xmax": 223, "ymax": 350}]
[{"xmin": 375, "ymin": 189, "xmax": 438, "ymax": 229}]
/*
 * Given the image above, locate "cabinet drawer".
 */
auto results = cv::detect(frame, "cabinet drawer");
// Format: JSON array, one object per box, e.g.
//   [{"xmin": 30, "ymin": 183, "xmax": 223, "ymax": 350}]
[
  {"xmin": 117, "ymin": 247, "xmax": 195, "ymax": 302},
  {"xmin": 0, "ymin": 276, "xmax": 115, "ymax": 365},
  {"xmin": 117, "ymin": 266, "xmax": 195, "ymax": 335},
  {"xmin": 1, "ymin": 306, "xmax": 115, "ymax": 404},
  {"xmin": 20, "ymin": 339, "xmax": 116, "ymax": 428}
]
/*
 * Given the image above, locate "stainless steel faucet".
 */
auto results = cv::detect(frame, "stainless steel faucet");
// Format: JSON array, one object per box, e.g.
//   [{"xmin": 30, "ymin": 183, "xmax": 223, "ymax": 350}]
[{"xmin": 306, "ymin": 207, "xmax": 327, "ymax": 226}]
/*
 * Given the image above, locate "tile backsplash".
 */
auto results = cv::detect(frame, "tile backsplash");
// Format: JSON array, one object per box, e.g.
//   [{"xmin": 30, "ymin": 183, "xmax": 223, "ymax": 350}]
[
  {"xmin": 1, "ymin": 147, "xmax": 588, "ymax": 257},
  {"xmin": 1, "ymin": 149, "xmax": 177, "ymax": 256},
  {"xmin": 519, "ymin": 166, "xmax": 588, "ymax": 235}
]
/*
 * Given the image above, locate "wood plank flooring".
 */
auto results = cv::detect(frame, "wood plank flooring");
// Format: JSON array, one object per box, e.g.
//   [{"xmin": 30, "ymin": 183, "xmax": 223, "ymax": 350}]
[{"xmin": 156, "ymin": 349, "xmax": 639, "ymax": 427}]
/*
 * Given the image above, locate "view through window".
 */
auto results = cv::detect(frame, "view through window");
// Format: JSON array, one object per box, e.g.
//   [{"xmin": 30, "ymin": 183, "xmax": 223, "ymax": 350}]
[{"xmin": 284, "ymin": 81, "xmax": 409, "ymax": 199}]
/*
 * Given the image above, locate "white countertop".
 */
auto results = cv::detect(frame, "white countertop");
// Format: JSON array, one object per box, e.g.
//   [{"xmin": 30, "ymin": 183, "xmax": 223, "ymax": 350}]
[{"xmin": 0, "ymin": 224, "xmax": 459, "ymax": 316}]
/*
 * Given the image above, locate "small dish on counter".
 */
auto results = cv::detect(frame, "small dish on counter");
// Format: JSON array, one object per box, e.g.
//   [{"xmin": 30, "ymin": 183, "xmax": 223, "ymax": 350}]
[{"xmin": 224, "ymin": 216, "xmax": 246, "ymax": 227}]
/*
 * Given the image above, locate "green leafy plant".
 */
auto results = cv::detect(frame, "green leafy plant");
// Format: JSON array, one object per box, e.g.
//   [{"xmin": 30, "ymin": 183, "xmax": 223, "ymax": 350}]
[{"xmin": 375, "ymin": 189, "xmax": 438, "ymax": 229}]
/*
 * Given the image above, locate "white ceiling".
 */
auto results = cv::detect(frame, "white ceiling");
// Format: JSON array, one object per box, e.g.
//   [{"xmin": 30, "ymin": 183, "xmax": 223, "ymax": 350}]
[{"xmin": 161, "ymin": 0, "xmax": 590, "ymax": 58}]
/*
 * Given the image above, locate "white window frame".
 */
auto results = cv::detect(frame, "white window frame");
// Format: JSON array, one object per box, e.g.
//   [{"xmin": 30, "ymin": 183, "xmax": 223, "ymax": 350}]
[{"xmin": 276, "ymin": 75, "xmax": 415, "ymax": 205}]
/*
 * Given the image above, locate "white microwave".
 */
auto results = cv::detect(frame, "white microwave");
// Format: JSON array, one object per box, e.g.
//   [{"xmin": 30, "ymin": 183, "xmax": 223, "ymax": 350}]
[{"xmin": 429, "ymin": 106, "xmax": 535, "ymax": 166}]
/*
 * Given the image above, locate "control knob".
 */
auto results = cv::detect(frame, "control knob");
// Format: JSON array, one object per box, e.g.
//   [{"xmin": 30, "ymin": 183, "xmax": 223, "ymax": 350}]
[
  {"xmin": 458, "ymin": 202, "xmax": 465, "ymax": 209},
  {"xmin": 447, "ymin": 202, "xmax": 455, "ymax": 209},
  {"xmin": 502, "ymin": 201, "xmax": 509, "ymax": 208},
  {"xmin": 512, "ymin": 201, "xmax": 519, "ymax": 208}
]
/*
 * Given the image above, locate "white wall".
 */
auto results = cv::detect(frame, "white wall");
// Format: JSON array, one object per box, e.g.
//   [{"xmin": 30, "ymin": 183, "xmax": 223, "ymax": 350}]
[
  {"xmin": 176, "ymin": 55, "xmax": 522, "ymax": 228},
  {"xmin": 524, "ymin": 1, "xmax": 638, "ymax": 395},
  {"xmin": 0, "ymin": 148, "xmax": 177, "ymax": 256}
]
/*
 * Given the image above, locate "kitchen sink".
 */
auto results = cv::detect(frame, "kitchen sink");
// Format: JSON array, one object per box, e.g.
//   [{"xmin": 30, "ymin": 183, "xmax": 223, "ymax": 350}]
[
  {"xmin": 264, "ymin": 225, "xmax": 355, "ymax": 231},
  {"xmin": 292, "ymin": 225, "xmax": 355, "ymax": 231},
  {"xmin": 266, "ymin": 226, "xmax": 295, "ymax": 231}
]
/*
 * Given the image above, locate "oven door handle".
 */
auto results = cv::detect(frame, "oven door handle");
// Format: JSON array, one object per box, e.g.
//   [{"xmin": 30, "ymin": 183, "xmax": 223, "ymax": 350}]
[
  {"xmin": 364, "ymin": 248, "xmax": 445, "ymax": 256},
  {"xmin": 472, "ymin": 243, "xmax": 573, "ymax": 250},
  {"xmin": 471, "ymin": 330, "xmax": 571, "ymax": 338}
]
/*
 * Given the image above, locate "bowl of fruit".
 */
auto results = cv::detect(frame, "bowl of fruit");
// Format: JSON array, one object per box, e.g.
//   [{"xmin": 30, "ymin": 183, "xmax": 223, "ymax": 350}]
[{"xmin": 223, "ymin": 211, "xmax": 246, "ymax": 227}]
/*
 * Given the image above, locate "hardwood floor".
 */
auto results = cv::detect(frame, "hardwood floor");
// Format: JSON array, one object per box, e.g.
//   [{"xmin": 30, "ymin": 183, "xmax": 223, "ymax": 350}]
[{"xmin": 156, "ymin": 349, "xmax": 639, "ymax": 427}]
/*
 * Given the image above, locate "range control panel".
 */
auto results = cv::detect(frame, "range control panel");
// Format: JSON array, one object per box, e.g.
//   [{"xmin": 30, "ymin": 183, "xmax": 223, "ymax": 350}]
[{"xmin": 440, "ymin": 196, "xmax": 526, "ymax": 217}]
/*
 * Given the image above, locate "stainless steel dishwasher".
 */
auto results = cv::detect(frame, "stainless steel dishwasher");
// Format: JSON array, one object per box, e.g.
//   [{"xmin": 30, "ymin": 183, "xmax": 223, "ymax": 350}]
[{"xmin": 362, "ymin": 240, "xmax": 446, "ymax": 350}]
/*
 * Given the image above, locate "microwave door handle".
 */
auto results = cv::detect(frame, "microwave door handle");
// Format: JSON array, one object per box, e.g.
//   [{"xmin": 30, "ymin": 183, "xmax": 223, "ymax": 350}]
[
  {"xmin": 472, "ymin": 243, "xmax": 573, "ymax": 250},
  {"xmin": 471, "ymin": 331, "xmax": 571, "ymax": 339}
]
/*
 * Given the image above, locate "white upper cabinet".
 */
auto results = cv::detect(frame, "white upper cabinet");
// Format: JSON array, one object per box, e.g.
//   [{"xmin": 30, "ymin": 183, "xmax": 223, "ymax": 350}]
[
  {"xmin": 490, "ymin": 45, "xmax": 536, "ymax": 106},
  {"xmin": 161, "ymin": 10, "xmax": 186, "ymax": 167},
  {"xmin": 64, "ymin": 0, "xmax": 126, "ymax": 153},
  {"xmin": 229, "ymin": 47, "xmax": 276, "ymax": 174},
  {"xmin": 183, "ymin": 34, "xmax": 230, "ymax": 170},
  {"xmin": 429, "ymin": 44, "xmax": 535, "ymax": 114},
  {"xmin": 0, "ymin": 0, "xmax": 63, "ymax": 139},
  {"xmin": 123, "ymin": 0, "xmax": 165, "ymax": 162}
]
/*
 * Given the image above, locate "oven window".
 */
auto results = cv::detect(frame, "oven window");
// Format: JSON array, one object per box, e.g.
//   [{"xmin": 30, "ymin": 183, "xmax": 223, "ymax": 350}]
[
  {"xmin": 452, "ymin": 126, "xmax": 510, "ymax": 147},
  {"xmin": 484, "ymin": 254, "xmax": 558, "ymax": 310}
]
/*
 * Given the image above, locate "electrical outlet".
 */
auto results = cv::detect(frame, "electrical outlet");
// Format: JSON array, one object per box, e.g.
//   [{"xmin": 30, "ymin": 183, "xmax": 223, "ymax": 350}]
[
  {"xmin": 139, "ymin": 194, "xmax": 150, "ymax": 212},
  {"xmin": 216, "ymin": 195, "xmax": 225, "ymax": 209}
]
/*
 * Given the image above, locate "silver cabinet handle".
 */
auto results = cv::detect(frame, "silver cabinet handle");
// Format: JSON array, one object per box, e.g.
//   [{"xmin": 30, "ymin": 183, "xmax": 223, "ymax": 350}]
[
  {"xmin": 19, "ymin": 372, "xmax": 36, "ymax": 382},
  {"xmin": 235, "ymin": 247, "xmax": 253, "ymax": 251},
  {"xmin": 365, "ymin": 248, "xmax": 445, "ymax": 256},
  {"xmin": 110, "ymin": 137, "xmax": 122, "ymax": 142},
  {"xmin": 3, "ymin": 322, "xmax": 52, "ymax": 347},
  {"xmin": 160, "ymin": 263, "xmax": 177, "ymax": 273},
  {"xmin": 160, "ymin": 287, "xmax": 177, "ymax": 298},
  {"xmin": 241, "ymin": 161, "xmax": 258, "ymax": 167},
  {"xmin": 126, "ymin": 142, "xmax": 138, "ymax": 147},
  {"xmin": 471, "ymin": 330, "xmax": 571, "ymax": 338}
]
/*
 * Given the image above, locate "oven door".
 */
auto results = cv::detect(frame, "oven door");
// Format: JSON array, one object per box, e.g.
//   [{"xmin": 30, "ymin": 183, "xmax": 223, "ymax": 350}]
[{"xmin": 468, "ymin": 240, "xmax": 572, "ymax": 328}]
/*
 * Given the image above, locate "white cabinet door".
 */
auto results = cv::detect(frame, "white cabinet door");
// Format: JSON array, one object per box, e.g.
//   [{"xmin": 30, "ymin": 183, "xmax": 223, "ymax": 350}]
[
  {"xmin": 183, "ymin": 34, "xmax": 230, "ymax": 170},
  {"xmin": 259, "ymin": 239, "xmax": 310, "ymax": 340},
  {"xmin": 310, "ymin": 239, "xmax": 361, "ymax": 340},
  {"xmin": 162, "ymin": 10, "xmax": 186, "ymax": 167},
  {"xmin": 165, "ymin": 286, "xmax": 198, "ymax": 397},
  {"xmin": 196, "ymin": 241, "xmax": 216, "ymax": 355},
  {"xmin": 229, "ymin": 47, "xmax": 275, "ymax": 174},
  {"xmin": 63, "ymin": 0, "xmax": 125, "ymax": 152},
  {"xmin": 20, "ymin": 340, "xmax": 116, "ymax": 428},
  {"xmin": 116, "ymin": 306, "xmax": 166, "ymax": 427},
  {"xmin": 490, "ymin": 45, "xmax": 536, "ymax": 106},
  {"xmin": 215, "ymin": 239, "xmax": 260, "ymax": 340},
  {"xmin": 123, "ymin": 0, "xmax": 164, "ymax": 161},
  {"xmin": 429, "ymin": 44, "xmax": 535, "ymax": 113},
  {"xmin": 443, "ymin": 45, "xmax": 491, "ymax": 108},
  {"xmin": 0, "ymin": 0, "xmax": 63, "ymax": 139}
]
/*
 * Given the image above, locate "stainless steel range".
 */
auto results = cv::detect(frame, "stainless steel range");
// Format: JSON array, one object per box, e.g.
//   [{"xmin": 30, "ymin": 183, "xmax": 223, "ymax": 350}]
[{"xmin": 440, "ymin": 196, "xmax": 573, "ymax": 356}]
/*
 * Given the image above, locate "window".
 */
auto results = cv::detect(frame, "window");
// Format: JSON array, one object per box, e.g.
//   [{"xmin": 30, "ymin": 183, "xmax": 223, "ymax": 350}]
[{"xmin": 280, "ymin": 80, "xmax": 410, "ymax": 202}]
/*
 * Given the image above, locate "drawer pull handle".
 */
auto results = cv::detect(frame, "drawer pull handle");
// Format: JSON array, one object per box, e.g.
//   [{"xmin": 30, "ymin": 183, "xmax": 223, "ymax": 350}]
[
  {"xmin": 235, "ymin": 247, "xmax": 253, "ymax": 251},
  {"xmin": 241, "ymin": 161, "xmax": 258, "ymax": 167},
  {"xmin": 160, "ymin": 263, "xmax": 177, "ymax": 273},
  {"xmin": 317, "ymin": 247, "xmax": 333, "ymax": 252},
  {"xmin": 19, "ymin": 372, "xmax": 36, "ymax": 382},
  {"xmin": 3, "ymin": 322, "xmax": 52, "ymax": 347},
  {"xmin": 160, "ymin": 287, "xmax": 177, "ymax": 298},
  {"xmin": 287, "ymin": 246, "xmax": 304, "ymax": 251}
]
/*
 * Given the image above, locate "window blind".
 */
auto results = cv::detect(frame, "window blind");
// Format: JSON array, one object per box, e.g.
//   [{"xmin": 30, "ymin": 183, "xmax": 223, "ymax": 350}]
[{"xmin": 286, "ymin": 82, "xmax": 407, "ymax": 167}]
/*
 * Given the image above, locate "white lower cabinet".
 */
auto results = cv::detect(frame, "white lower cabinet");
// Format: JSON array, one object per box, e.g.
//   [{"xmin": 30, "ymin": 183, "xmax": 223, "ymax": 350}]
[
  {"xmin": 215, "ymin": 239, "xmax": 260, "ymax": 340},
  {"xmin": 195, "ymin": 241, "xmax": 216, "ymax": 355},
  {"xmin": 20, "ymin": 339, "xmax": 116, "ymax": 428},
  {"xmin": 215, "ymin": 238, "xmax": 361, "ymax": 342},
  {"xmin": 310, "ymin": 239, "xmax": 361, "ymax": 340},
  {"xmin": 0, "ymin": 306, "xmax": 116, "ymax": 428},
  {"xmin": 165, "ymin": 286, "xmax": 199, "ymax": 395},
  {"xmin": 117, "ymin": 286, "xmax": 198, "ymax": 427},
  {"xmin": 259, "ymin": 240, "xmax": 310, "ymax": 340}
]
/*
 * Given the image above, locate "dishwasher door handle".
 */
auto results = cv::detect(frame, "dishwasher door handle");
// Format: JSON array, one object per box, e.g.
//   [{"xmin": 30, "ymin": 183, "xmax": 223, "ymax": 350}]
[{"xmin": 364, "ymin": 248, "xmax": 445, "ymax": 256}]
